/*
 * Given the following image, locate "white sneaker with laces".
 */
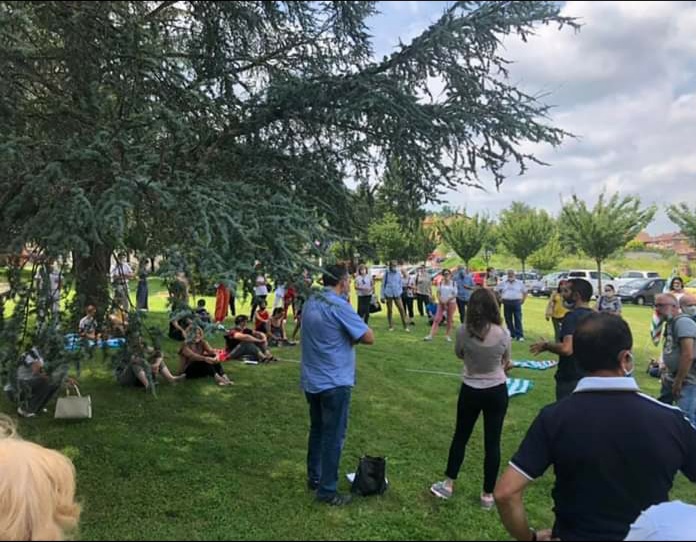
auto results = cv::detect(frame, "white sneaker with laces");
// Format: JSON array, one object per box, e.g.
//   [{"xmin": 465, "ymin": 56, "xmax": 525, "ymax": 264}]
[
  {"xmin": 423, "ymin": 335, "xmax": 433, "ymax": 341},
  {"xmin": 445, "ymin": 336, "xmax": 452, "ymax": 342}
]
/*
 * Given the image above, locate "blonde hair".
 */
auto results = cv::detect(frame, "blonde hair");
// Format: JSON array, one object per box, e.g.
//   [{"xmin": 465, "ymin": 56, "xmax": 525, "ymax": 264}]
[{"xmin": 0, "ymin": 415, "xmax": 80, "ymax": 540}]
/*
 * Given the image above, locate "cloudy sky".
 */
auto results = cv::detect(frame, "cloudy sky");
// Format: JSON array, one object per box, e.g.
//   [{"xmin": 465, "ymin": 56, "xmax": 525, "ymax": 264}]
[{"xmin": 366, "ymin": 1, "xmax": 696, "ymax": 234}]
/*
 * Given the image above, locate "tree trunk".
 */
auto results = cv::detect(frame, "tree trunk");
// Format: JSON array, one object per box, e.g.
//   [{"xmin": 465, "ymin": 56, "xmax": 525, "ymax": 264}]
[
  {"xmin": 73, "ymin": 244, "xmax": 112, "ymax": 323},
  {"xmin": 521, "ymin": 259, "xmax": 526, "ymax": 278},
  {"xmin": 597, "ymin": 259, "xmax": 602, "ymax": 294}
]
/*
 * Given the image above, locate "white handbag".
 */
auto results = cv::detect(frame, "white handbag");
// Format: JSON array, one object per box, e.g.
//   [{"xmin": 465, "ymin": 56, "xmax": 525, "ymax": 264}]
[{"xmin": 54, "ymin": 384, "xmax": 92, "ymax": 420}]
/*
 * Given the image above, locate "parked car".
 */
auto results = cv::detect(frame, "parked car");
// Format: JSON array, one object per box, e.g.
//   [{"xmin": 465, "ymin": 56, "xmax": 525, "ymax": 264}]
[
  {"xmin": 614, "ymin": 270, "xmax": 661, "ymax": 289},
  {"xmin": 567, "ymin": 269, "xmax": 616, "ymax": 298},
  {"xmin": 618, "ymin": 278, "xmax": 666, "ymax": 306},
  {"xmin": 530, "ymin": 271, "xmax": 569, "ymax": 297}
]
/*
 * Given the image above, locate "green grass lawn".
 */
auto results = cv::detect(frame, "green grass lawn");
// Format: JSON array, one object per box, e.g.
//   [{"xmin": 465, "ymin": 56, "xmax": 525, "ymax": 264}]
[{"xmin": 1, "ymin": 280, "xmax": 694, "ymax": 540}]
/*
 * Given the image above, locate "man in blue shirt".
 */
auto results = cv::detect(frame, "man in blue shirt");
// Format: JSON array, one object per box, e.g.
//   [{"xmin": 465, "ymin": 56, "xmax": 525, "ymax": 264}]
[
  {"xmin": 301, "ymin": 264, "xmax": 375, "ymax": 506},
  {"xmin": 496, "ymin": 313, "xmax": 696, "ymax": 541},
  {"xmin": 453, "ymin": 265, "xmax": 475, "ymax": 323}
]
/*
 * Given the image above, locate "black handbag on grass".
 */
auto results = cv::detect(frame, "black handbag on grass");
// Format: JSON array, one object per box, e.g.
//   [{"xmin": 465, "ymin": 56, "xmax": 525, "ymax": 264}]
[
  {"xmin": 369, "ymin": 295, "xmax": 382, "ymax": 314},
  {"xmin": 351, "ymin": 455, "xmax": 388, "ymax": 496}
]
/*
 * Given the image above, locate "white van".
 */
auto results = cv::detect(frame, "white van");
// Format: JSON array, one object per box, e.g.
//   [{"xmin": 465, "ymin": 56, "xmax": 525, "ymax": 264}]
[{"xmin": 567, "ymin": 270, "xmax": 616, "ymax": 298}]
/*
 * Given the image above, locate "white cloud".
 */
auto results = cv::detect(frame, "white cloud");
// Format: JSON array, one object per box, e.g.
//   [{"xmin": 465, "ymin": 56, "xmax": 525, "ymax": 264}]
[
  {"xmin": 368, "ymin": 1, "xmax": 696, "ymax": 234},
  {"xmin": 435, "ymin": 1, "xmax": 696, "ymax": 234}
]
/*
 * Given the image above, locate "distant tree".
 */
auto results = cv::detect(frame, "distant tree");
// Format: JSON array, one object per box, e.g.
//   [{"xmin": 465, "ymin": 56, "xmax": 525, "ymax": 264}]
[
  {"xmin": 368, "ymin": 213, "xmax": 408, "ymax": 263},
  {"xmin": 561, "ymin": 192, "xmax": 657, "ymax": 290},
  {"xmin": 529, "ymin": 233, "xmax": 563, "ymax": 274},
  {"xmin": 405, "ymin": 225, "xmax": 438, "ymax": 265},
  {"xmin": 667, "ymin": 204, "xmax": 696, "ymax": 250},
  {"xmin": 624, "ymin": 239, "xmax": 647, "ymax": 252},
  {"xmin": 498, "ymin": 202, "xmax": 554, "ymax": 275},
  {"xmin": 438, "ymin": 214, "xmax": 494, "ymax": 268}
]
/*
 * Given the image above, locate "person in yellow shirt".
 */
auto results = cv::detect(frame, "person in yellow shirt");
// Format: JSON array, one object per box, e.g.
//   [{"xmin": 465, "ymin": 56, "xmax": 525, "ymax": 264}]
[{"xmin": 545, "ymin": 280, "xmax": 570, "ymax": 342}]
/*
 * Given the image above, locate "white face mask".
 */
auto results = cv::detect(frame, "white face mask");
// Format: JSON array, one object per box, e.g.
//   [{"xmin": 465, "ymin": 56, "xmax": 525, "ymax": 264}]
[{"xmin": 683, "ymin": 305, "xmax": 696, "ymax": 317}]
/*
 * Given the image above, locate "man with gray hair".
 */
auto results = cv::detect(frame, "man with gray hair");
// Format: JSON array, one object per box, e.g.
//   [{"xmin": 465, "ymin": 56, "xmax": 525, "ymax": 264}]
[
  {"xmin": 681, "ymin": 293, "xmax": 696, "ymax": 321},
  {"xmin": 497, "ymin": 269, "xmax": 527, "ymax": 342},
  {"xmin": 656, "ymin": 293, "xmax": 696, "ymax": 424}
]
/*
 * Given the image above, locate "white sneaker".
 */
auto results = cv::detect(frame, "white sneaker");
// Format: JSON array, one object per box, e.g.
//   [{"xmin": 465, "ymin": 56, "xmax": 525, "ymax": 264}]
[
  {"xmin": 445, "ymin": 336, "xmax": 452, "ymax": 342},
  {"xmin": 423, "ymin": 335, "xmax": 433, "ymax": 341},
  {"xmin": 17, "ymin": 407, "xmax": 35, "ymax": 418},
  {"xmin": 404, "ymin": 327, "xmax": 411, "ymax": 333}
]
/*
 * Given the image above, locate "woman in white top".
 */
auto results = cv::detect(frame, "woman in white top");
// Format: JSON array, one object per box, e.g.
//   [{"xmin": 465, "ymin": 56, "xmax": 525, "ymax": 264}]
[
  {"xmin": 250, "ymin": 273, "xmax": 268, "ymax": 321},
  {"xmin": 430, "ymin": 288, "xmax": 511, "ymax": 508},
  {"xmin": 670, "ymin": 276, "xmax": 686, "ymax": 302},
  {"xmin": 355, "ymin": 265, "xmax": 374, "ymax": 324},
  {"xmin": 424, "ymin": 269, "xmax": 458, "ymax": 342}
]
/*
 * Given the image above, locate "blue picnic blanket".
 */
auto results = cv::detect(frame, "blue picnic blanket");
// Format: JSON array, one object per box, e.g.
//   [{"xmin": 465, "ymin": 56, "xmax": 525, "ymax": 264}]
[
  {"xmin": 506, "ymin": 378, "xmax": 534, "ymax": 397},
  {"xmin": 512, "ymin": 360, "xmax": 558, "ymax": 370},
  {"xmin": 64, "ymin": 334, "xmax": 125, "ymax": 351}
]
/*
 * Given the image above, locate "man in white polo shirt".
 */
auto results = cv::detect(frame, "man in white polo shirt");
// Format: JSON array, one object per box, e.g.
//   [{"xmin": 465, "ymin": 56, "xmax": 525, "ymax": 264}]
[{"xmin": 497, "ymin": 269, "xmax": 527, "ymax": 342}]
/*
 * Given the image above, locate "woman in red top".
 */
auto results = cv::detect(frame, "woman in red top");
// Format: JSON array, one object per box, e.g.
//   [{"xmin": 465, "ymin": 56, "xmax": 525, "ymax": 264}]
[
  {"xmin": 254, "ymin": 301, "xmax": 271, "ymax": 334},
  {"xmin": 283, "ymin": 284, "xmax": 296, "ymax": 319}
]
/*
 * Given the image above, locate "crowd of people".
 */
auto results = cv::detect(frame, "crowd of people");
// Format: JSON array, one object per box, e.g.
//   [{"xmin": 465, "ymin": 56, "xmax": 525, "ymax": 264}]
[
  {"xmin": 297, "ymin": 265, "xmax": 696, "ymax": 541},
  {"xmin": 5, "ymin": 257, "xmax": 696, "ymax": 541}
]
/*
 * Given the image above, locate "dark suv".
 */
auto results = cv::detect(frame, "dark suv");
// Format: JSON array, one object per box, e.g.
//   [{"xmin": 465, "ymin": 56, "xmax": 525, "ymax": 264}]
[{"xmin": 617, "ymin": 278, "xmax": 666, "ymax": 306}]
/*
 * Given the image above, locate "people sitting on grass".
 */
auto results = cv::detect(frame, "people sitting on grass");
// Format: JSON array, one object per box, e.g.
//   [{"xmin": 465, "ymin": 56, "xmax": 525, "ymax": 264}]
[
  {"xmin": 78, "ymin": 304, "xmax": 100, "ymax": 341},
  {"xmin": 254, "ymin": 300, "xmax": 271, "ymax": 334},
  {"xmin": 269, "ymin": 307, "xmax": 297, "ymax": 347},
  {"xmin": 15, "ymin": 346, "xmax": 77, "ymax": 418},
  {"xmin": 0, "ymin": 415, "xmax": 81, "ymax": 540},
  {"xmin": 195, "ymin": 299, "xmax": 212, "ymax": 324},
  {"xmin": 116, "ymin": 339, "xmax": 184, "ymax": 390},
  {"xmin": 225, "ymin": 315, "xmax": 274, "ymax": 362},
  {"xmin": 178, "ymin": 326, "xmax": 233, "ymax": 386}
]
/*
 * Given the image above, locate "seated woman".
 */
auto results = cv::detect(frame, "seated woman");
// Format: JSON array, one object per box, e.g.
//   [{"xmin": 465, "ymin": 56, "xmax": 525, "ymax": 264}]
[
  {"xmin": 269, "ymin": 307, "xmax": 296, "ymax": 347},
  {"xmin": 254, "ymin": 301, "xmax": 271, "ymax": 334},
  {"xmin": 116, "ymin": 340, "xmax": 184, "ymax": 390},
  {"xmin": 15, "ymin": 347, "xmax": 76, "ymax": 418},
  {"xmin": 225, "ymin": 315, "xmax": 274, "ymax": 362},
  {"xmin": 178, "ymin": 327, "xmax": 233, "ymax": 386}
]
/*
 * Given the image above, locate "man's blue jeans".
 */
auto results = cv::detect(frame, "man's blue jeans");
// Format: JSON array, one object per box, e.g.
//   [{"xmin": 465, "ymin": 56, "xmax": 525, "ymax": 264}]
[
  {"xmin": 659, "ymin": 377, "xmax": 696, "ymax": 426},
  {"xmin": 503, "ymin": 300, "xmax": 524, "ymax": 340},
  {"xmin": 306, "ymin": 386, "xmax": 352, "ymax": 498}
]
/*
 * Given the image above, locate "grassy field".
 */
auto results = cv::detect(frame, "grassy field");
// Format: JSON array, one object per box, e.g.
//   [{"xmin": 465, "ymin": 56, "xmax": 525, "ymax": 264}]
[{"xmin": 1, "ymin": 279, "xmax": 694, "ymax": 540}]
